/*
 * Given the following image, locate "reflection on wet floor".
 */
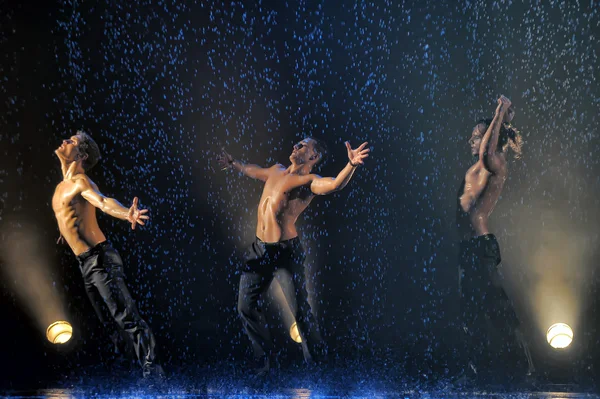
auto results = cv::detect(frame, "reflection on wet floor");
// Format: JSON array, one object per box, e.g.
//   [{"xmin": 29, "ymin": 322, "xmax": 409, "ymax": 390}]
[{"xmin": 2, "ymin": 387, "xmax": 599, "ymax": 399}]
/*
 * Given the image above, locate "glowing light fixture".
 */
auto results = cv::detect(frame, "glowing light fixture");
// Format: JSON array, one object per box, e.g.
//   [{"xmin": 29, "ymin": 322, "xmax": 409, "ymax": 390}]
[
  {"xmin": 546, "ymin": 323, "xmax": 573, "ymax": 349},
  {"xmin": 290, "ymin": 322, "xmax": 302, "ymax": 343},
  {"xmin": 46, "ymin": 321, "xmax": 73, "ymax": 344}
]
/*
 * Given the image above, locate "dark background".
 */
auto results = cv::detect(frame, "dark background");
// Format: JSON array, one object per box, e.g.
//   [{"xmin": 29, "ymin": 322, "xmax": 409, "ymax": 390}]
[{"xmin": 0, "ymin": 0, "xmax": 599, "ymax": 388}]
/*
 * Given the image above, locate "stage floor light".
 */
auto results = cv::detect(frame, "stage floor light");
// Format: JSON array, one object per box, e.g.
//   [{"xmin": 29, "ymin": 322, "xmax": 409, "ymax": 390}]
[
  {"xmin": 46, "ymin": 321, "xmax": 73, "ymax": 344},
  {"xmin": 546, "ymin": 322, "xmax": 573, "ymax": 349},
  {"xmin": 290, "ymin": 322, "xmax": 302, "ymax": 343}
]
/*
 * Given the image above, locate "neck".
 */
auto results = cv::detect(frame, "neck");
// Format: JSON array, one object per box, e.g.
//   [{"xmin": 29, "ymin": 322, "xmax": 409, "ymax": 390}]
[
  {"xmin": 60, "ymin": 159, "xmax": 84, "ymax": 180},
  {"xmin": 287, "ymin": 162, "xmax": 312, "ymax": 175}
]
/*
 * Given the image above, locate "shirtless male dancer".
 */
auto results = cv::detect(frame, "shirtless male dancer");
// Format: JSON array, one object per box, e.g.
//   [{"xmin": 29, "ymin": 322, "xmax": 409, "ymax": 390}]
[
  {"xmin": 456, "ymin": 96, "xmax": 534, "ymax": 382},
  {"xmin": 52, "ymin": 131, "xmax": 163, "ymax": 379},
  {"xmin": 217, "ymin": 138, "xmax": 369, "ymax": 375}
]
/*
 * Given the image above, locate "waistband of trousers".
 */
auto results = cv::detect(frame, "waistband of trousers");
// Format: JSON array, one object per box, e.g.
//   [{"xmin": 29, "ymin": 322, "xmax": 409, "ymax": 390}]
[{"xmin": 76, "ymin": 241, "xmax": 110, "ymax": 262}]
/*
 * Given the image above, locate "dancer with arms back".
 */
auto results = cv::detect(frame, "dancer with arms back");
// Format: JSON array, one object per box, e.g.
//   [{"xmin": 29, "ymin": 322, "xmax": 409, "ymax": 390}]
[{"xmin": 53, "ymin": 131, "xmax": 163, "ymax": 379}]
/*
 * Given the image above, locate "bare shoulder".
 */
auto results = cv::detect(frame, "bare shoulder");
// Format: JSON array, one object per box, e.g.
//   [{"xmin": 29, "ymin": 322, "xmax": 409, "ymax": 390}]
[
  {"xmin": 266, "ymin": 164, "xmax": 287, "ymax": 177},
  {"xmin": 73, "ymin": 174, "xmax": 97, "ymax": 190},
  {"xmin": 301, "ymin": 174, "xmax": 323, "ymax": 187}
]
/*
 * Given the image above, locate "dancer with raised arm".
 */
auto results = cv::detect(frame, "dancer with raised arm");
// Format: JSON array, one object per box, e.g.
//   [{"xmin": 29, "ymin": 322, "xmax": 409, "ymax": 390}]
[
  {"xmin": 456, "ymin": 96, "xmax": 534, "ymax": 383},
  {"xmin": 217, "ymin": 138, "xmax": 369, "ymax": 376}
]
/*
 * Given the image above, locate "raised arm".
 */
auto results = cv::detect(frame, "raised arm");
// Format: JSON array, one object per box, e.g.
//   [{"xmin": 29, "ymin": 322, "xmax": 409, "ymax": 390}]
[
  {"xmin": 479, "ymin": 95, "xmax": 511, "ymax": 164},
  {"xmin": 217, "ymin": 148, "xmax": 273, "ymax": 181},
  {"xmin": 77, "ymin": 177, "xmax": 148, "ymax": 229},
  {"xmin": 310, "ymin": 141, "xmax": 369, "ymax": 195}
]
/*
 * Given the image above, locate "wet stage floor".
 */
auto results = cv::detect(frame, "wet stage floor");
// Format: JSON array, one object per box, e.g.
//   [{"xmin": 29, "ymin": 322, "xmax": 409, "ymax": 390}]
[
  {"xmin": 3, "ymin": 380, "xmax": 599, "ymax": 399},
  {"xmin": 2, "ymin": 364, "xmax": 598, "ymax": 399},
  {"xmin": 2, "ymin": 388, "xmax": 599, "ymax": 399}
]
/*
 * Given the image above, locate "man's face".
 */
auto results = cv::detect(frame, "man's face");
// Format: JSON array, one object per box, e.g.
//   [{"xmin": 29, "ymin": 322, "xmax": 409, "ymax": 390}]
[
  {"xmin": 468, "ymin": 124, "xmax": 485, "ymax": 156},
  {"xmin": 56, "ymin": 134, "xmax": 83, "ymax": 162},
  {"xmin": 290, "ymin": 138, "xmax": 318, "ymax": 165}
]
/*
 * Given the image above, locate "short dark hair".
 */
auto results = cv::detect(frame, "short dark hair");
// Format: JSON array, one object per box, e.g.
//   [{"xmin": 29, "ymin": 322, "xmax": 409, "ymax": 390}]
[
  {"xmin": 309, "ymin": 138, "xmax": 329, "ymax": 166},
  {"xmin": 477, "ymin": 119, "xmax": 523, "ymax": 159},
  {"xmin": 76, "ymin": 131, "xmax": 101, "ymax": 171}
]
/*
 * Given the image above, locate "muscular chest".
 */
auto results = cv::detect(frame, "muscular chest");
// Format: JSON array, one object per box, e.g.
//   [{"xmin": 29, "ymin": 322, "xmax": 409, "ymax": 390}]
[
  {"xmin": 52, "ymin": 181, "xmax": 82, "ymax": 211},
  {"xmin": 262, "ymin": 174, "xmax": 312, "ymax": 208}
]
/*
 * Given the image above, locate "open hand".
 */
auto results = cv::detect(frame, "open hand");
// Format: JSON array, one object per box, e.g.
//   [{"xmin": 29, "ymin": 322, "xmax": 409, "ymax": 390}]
[
  {"xmin": 345, "ymin": 141, "xmax": 370, "ymax": 166},
  {"xmin": 127, "ymin": 197, "xmax": 149, "ymax": 230},
  {"xmin": 216, "ymin": 148, "xmax": 234, "ymax": 171}
]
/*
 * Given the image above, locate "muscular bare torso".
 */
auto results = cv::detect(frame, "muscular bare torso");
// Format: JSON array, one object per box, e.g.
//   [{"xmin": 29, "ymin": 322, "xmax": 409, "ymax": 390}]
[
  {"xmin": 256, "ymin": 165, "xmax": 315, "ymax": 243},
  {"xmin": 457, "ymin": 156, "xmax": 508, "ymax": 240},
  {"xmin": 52, "ymin": 175, "xmax": 106, "ymax": 256}
]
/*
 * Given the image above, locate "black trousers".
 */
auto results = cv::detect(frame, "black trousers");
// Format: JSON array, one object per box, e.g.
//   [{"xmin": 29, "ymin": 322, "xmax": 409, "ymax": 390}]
[
  {"xmin": 237, "ymin": 237, "xmax": 320, "ymax": 364},
  {"xmin": 458, "ymin": 234, "xmax": 525, "ymax": 376},
  {"xmin": 77, "ymin": 241, "xmax": 159, "ymax": 376}
]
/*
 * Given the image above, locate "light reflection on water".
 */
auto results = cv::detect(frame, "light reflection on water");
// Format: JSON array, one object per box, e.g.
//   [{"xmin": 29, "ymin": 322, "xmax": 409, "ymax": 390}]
[
  {"xmin": 2, "ymin": 387, "xmax": 386, "ymax": 399},
  {"xmin": 2, "ymin": 388, "xmax": 597, "ymax": 399},
  {"xmin": 8, "ymin": 388, "xmax": 325, "ymax": 399}
]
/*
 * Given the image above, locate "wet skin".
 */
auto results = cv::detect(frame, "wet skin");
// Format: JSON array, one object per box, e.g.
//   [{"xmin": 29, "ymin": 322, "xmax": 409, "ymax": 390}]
[
  {"xmin": 53, "ymin": 134, "xmax": 148, "ymax": 255},
  {"xmin": 459, "ymin": 96, "xmax": 512, "ymax": 239},
  {"xmin": 218, "ymin": 138, "xmax": 370, "ymax": 243}
]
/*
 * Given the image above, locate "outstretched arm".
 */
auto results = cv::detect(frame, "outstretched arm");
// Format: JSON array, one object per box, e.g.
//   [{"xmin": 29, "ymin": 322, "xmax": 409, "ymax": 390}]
[
  {"xmin": 311, "ymin": 141, "xmax": 369, "ymax": 195},
  {"xmin": 217, "ymin": 149, "xmax": 273, "ymax": 181},
  {"xmin": 479, "ymin": 95, "xmax": 511, "ymax": 163},
  {"xmin": 77, "ymin": 178, "xmax": 149, "ymax": 230}
]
